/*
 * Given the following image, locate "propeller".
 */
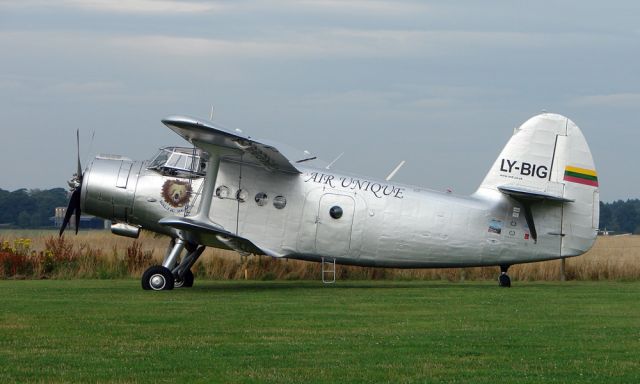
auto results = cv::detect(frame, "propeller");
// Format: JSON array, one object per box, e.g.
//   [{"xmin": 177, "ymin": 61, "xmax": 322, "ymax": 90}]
[{"xmin": 59, "ymin": 130, "xmax": 83, "ymax": 236}]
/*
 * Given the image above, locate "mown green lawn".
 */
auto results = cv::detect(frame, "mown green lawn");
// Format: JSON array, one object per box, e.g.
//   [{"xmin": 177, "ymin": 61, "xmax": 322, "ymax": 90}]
[{"xmin": 0, "ymin": 280, "xmax": 638, "ymax": 383}]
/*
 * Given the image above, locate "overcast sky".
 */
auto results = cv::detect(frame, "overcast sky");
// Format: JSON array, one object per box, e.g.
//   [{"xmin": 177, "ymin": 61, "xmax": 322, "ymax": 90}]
[{"xmin": 1, "ymin": 0, "xmax": 638, "ymax": 202}]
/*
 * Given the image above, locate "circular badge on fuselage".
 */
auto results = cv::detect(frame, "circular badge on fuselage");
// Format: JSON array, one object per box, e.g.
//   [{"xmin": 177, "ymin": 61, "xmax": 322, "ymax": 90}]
[{"xmin": 161, "ymin": 179, "xmax": 192, "ymax": 208}]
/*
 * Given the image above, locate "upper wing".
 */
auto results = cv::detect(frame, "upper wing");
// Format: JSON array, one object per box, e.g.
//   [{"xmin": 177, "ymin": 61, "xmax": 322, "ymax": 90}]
[{"xmin": 162, "ymin": 115, "xmax": 307, "ymax": 174}]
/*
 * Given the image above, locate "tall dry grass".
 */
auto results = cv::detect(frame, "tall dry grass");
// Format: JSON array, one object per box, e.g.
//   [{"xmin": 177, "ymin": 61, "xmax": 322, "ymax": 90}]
[{"xmin": 1, "ymin": 230, "xmax": 639, "ymax": 281}]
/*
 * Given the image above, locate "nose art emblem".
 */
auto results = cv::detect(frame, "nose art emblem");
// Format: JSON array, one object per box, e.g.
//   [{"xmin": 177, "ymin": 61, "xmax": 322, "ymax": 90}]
[{"xmin": 161, "ymin": 179, "xmax": 192, "ymax": 208}]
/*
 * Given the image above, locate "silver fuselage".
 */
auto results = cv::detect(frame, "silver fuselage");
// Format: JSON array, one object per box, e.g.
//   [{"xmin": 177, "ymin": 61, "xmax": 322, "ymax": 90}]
[{"xmin": 81, "ymin": 156, "xmax": 569, "ymax": 268}]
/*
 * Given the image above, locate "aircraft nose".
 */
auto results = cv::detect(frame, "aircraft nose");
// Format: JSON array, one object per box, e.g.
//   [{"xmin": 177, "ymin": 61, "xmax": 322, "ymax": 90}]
[{"xmin": 81, "ymin": 156, "xmax": 142, "ymax": 222}]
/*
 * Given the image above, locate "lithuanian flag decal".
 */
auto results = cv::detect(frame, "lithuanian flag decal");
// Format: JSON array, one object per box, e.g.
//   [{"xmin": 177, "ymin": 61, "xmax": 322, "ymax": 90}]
[{"xmin": 564, "ymin": 166, "xmax": 598, "ymax": 187}]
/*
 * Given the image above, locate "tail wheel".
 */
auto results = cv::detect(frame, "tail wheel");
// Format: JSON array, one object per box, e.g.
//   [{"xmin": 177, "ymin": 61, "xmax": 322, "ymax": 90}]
[
  {"xmin": 498, "ymin": 265, "xmax": 511, "ymax": 288},
  {"xmin": 498, "ymin": 274, "xmax": 511, "ymax": 288},
  {"xmin": 142, "ymin": 265, "xmax": 175, "ymax": 291}
]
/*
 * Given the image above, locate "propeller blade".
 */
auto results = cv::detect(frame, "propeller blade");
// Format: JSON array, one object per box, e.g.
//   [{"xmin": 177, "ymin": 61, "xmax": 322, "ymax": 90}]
[
  {"xmin": 60, "ymin": 130, "xmax": 84, "ymax": 237},
  {"xmin": 74, "ymin": 192, "xmax": 81, "ymax": 235},
  {"xmin": 76, "ymin": 129, "xmax": 83, "ymax": 180},
  {"xmin": 59, "ymin": 187, "xmax": 81, "ymax": 237}
]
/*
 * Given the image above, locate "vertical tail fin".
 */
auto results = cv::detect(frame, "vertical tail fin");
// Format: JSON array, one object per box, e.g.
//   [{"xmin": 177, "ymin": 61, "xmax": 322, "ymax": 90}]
[{"xmin": 477, "ymin": 113, "xmax": 599, "ymax": 256}]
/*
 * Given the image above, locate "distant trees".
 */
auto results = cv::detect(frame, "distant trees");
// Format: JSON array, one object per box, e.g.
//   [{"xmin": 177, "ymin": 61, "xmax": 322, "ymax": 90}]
[
  {"xmin": 600, "ymin": 199, "xmax": 640, "ymax": 234},
  {"xmin": 0, "ymin": 188, "xmax": 68, "ymax": 228}
]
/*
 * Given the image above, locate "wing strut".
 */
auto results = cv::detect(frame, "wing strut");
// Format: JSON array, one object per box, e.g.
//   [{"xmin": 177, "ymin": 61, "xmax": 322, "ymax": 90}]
[{"xmin": 192, "ymin": 141, "xmax": 238, "ymax": 222}]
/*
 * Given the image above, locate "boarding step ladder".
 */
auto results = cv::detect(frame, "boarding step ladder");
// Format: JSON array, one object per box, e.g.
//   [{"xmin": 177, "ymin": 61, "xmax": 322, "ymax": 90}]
[{"xmin": 321, "ymin": 257, "xmax": 336, "ymax": 284}]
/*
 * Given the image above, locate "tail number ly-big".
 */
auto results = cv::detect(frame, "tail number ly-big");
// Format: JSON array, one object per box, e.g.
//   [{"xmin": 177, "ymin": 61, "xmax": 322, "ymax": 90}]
[{"xmin": 500, "ymin": 159, "xmax": 548, "ymax": 178}]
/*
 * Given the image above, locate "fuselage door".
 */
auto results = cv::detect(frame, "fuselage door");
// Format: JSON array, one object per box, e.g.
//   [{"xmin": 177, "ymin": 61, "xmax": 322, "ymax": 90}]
[{"xmin": 315, "ymin": 194, "xmax": 355, "ymax": 257}]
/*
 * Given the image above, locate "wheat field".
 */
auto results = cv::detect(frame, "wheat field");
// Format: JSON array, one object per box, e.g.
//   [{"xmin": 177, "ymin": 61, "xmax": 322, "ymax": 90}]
[{"xmin": 1, "ymin": 229, "xmax": 639, "ymax": 281}]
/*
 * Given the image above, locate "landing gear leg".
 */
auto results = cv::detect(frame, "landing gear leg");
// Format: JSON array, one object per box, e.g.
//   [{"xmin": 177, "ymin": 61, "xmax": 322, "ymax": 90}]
[
  {"xmin": 498, "ymin": 265, "xmax": 511, "ymax": 288},
  {"xmin": 162, "ymin": 238, "xmax": 185, "ymax": 270},
  {"xmin": 173, "ymin": 245, "xmax": 206, "ymax": 288}
]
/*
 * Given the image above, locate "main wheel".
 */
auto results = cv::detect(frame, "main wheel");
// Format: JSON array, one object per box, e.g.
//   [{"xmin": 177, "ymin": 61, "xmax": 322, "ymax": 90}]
[
  {"xmin": 498, "ymin": 274, "xmax": 511, "ymax": 288},
  {"xmin": 174, "ymin": 270, "xmax": 194, "ymax": 288},
  {"xmin": 142, "ymin": 265, "xmax": 175, "ymax": 291}
]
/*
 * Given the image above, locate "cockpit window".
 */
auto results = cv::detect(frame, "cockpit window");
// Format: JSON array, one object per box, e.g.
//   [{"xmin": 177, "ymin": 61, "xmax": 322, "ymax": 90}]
[
  {"xmin": 147, "ymin": 147, "xmax": 208, "ymax": 178},
  {"xmin": 167, "ymin": 152, "xmax": 188, "ymax": 170},
  {"xmin": 149, "ymin": 150, "xmax": 170, "ymax": 169}
]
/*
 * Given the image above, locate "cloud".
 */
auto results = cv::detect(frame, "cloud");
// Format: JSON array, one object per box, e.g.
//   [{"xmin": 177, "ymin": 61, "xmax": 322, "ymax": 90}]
[
  {"xmin": 107, "ymin": 35, "xmax": 291, "ymax": 58},
  {"xmin": 0, "ymin": 74, "xmax": 178, "ymax": 104},
  {"xmin": 407, "ymin": 98, "xmax": 454, "ymax": 109},
  {"xmin": 0, "ymin": 0, "xmax": 427, "ymax": 16},
  {"xmin": 46, "ymin": 81, "xmax": 125, "ymax": 94},
  {"xmin": 0, "ymin": 77, "xmax": 23, "ymax": 91},
  {"xmin": 571, "ymin": 93, "xmax": 640, "ymax": 108},
  {"xmin": 288, "ymin": 0, "xmax": 429, "ymax": 15},
  {"xmin": 0, "ymin": 0, "xmax": 223, "ymax": 13},
  {"xmin": 105, "ymin": 29, "xmax": 554, "ymax": 60},
  {"xmin": 1, "ymin": 22, "xmax": 610, "ymax": 64},
  {"xmin": 40, "ymin": 81, "xmax": 180, "ymax": 104},
  {"xmin": 66, "ymin": 0, "xmax": 223, "ymax": 14},
  {"xmin": 299, "ymin": 90, "xmax": 456, "ymax": 110},
  {"xmin": 291, "ymin": 88, "xmax": 474, "ymax": 111},
  {"xmin": 299, "ymin": 90, "xmax": 404, "ymax": 107}
]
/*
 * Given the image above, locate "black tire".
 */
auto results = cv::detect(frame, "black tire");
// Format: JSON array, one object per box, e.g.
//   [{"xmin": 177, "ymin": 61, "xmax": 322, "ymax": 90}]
[
  {"xmin": 141, "ymin": 265, "xmax": 175, "ymax": 291},
  {"xmin": 498, "ymin": 274, "xmax": 511, "ymax": 288},
  {"xmin": 182, "ymin": 270, "xmax": 194, "ymax": 287},
  {"xmin": 174, "ymin": 270, "xmax": 194, "ymax": 288}
]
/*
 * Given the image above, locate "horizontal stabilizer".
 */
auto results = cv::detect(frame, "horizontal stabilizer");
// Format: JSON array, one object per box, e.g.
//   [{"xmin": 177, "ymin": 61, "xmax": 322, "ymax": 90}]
[
  {"xmin": 162, "ymin": 115, "xmax": 303, "ymax": 174},
  {"xmin": 159, "ymin": 216, "xmax": 282, "ymax": 257},
  {"xmin": 498, "ymin": 185, "xmax": 574, "ymax": 203}
]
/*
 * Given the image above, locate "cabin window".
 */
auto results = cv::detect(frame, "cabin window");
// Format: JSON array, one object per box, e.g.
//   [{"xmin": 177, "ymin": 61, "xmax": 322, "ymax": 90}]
[
  {"xmin": 148, "ymin": 151, "xmax": 170, "ymax": 169},
  {"xmin": 215, "ymin": 186, "xmax": 230, "ymax": 199},
  {"xmin": 273, "ymin": 196, "xmax": 286, "ymax": 209},
  {"xmin": 255, "ymin": 192, "xmax": 268, "ymax": 206},
  {"xmin": 236, "ymin": 189, "xmax": 248, "ymax": 202},
  {"xmin": 329, "ymin": 206, "xmax": 343, "ymax": 219}
]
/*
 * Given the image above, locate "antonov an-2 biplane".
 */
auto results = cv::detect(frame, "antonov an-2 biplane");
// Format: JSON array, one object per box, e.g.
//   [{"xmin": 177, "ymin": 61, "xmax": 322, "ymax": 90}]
[{"xmin": 60, "ymin": 113, "xmax": 599, "ymax": 290}]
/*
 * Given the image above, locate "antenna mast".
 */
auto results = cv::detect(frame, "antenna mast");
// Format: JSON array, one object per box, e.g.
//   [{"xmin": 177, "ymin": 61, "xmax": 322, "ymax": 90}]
[{"xmin": 385, "ymin": 160, "xmax": 406, "ymax": 181}]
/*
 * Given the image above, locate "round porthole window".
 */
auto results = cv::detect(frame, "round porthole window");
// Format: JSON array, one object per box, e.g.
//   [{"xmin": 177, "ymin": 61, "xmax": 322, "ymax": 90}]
[
  {"xmin": 215, "ymin": 186, "xmax": 230, "ymax": 199},
  {"xmin": 273, "ymin": 195, "xmax": 287, "ymax": 209},
  {"xmin": 236, "ymin": 189, "xmax": 248, "ymax": 202},
  {"xmin": 255, "ymin": 192, "xmax": 268, "ymax": 206},
  {"xmin": 329, "ymin": 206, "xmax": 343, "ymax": 219}
]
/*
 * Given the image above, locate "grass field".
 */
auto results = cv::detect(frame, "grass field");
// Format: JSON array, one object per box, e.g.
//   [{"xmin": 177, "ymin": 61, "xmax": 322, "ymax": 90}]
[{"xmin": 1, "ymin": 280, "xmax": 639, "ymax": 383}]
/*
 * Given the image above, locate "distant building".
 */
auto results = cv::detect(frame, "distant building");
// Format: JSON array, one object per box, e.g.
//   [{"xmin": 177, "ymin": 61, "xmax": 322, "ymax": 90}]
[{"xmin": 53, "ymin": 207, "xmax": 107, "ymax": 230}]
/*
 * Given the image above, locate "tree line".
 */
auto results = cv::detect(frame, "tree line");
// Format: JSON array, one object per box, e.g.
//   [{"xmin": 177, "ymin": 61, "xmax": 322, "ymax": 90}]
[
  {"xmin": 599, "ymin": 199, "xmax": 640, "ymax": 234},
  {"xmin": 0, "ymin": 188, "xmax": 638, "ymax": 233},
  {"xmin": 0, "ymin": 188, "xmax": 68, "ymax": 228}
]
